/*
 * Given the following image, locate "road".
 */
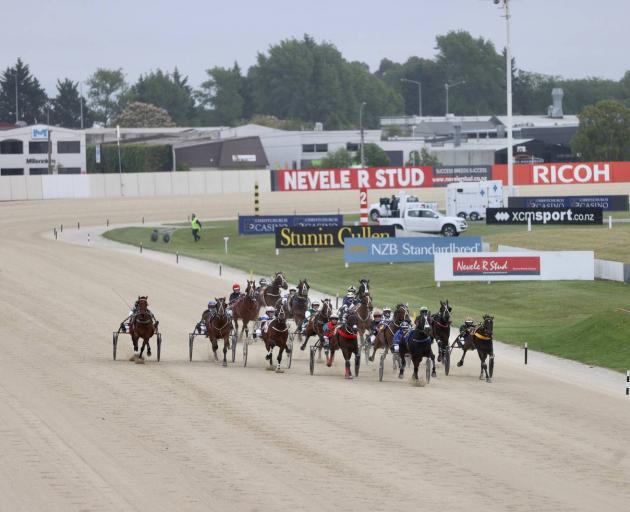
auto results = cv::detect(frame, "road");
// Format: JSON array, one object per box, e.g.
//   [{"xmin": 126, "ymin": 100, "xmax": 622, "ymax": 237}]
[{"xmin": 1, "ymin": 195, "xmax": 629, "ymax": 512}]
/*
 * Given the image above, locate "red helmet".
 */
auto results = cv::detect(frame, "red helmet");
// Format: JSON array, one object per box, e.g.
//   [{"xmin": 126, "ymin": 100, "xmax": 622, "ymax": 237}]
[{"xmin": 232, "ymin": 283, "xmax": 240, "ymax": 290}]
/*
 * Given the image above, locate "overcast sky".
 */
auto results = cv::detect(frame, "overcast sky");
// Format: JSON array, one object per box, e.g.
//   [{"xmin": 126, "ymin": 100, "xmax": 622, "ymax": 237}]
[{"xmin": 2, "ymin": 0, "xmax": 628, "ymax": 94}]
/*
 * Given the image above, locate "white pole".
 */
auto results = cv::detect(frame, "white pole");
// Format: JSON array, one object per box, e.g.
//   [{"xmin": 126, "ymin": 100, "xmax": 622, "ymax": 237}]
[
  {"xmin": 224, "ymin": 236, "xmax": 229, "ymax": 254},
  {"xmin": 80, "ymin": 82, "xmax": 84, "ymax": 129},
  {"xmin": 504, "ymin": 0, "xmax": 514, "ymax": 197},
  {"xmin": 116, "ymin": 125, "xmax": 123, "ymax": 197},
  {"xmin": 608, "ymin": 215, "xmax": 612, "ymax": 229},
  {"xmin": 527, "ymin": 216, "xmax": 531, "ymax": 232}
]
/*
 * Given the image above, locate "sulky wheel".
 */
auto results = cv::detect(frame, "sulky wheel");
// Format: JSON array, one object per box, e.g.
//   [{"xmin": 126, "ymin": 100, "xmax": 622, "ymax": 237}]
[
  {"xmin": 157, "ymin": 333, "xmax": 162, "ymax": 362},
  {"xmin": 379, "ymin": 353, "xmax": 385, "ymax": 382},
  {"xmin": 188, "ymin": 334, "xmax": 194, "ymax": 362},
  {"xmin": 425, "ymin": 358, "xmax": 432, "ymax": 384},
  {"xmin": 309, "ymin": 347, "xmax": 315, "ymax": 375},
  {"xmin": 231, "ymin": 332, "xmax": 238, "ymax": 363},
  {"xmin": 243, "ymin": 339, "xmax": 248, "ymax": 367},
  {"xmin": 287, "ymin": 334, "xmax": 294, "ymax": 369},
  {"xmin": 112, "ymin": 332, "xmax": 119, "ymax": 360},
  {"xmin": 489, "ymin": 354, "xmax": 494, "ymax": 378},
  {"xmin": 443, "ymin": 348, "xmax": 450, "ymax": 376}
]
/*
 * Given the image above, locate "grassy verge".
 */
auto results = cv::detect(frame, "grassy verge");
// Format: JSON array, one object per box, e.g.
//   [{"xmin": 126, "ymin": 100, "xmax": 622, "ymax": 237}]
[{"xmin": 104, "ymin": 221, "xmax": 630, "ymax": 372}]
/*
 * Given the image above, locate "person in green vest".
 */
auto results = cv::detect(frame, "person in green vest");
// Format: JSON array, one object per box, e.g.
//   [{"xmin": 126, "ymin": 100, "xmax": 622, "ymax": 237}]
[{"xmin": 191, "ymin": 213, "xmax": 202, "ymax": 242}]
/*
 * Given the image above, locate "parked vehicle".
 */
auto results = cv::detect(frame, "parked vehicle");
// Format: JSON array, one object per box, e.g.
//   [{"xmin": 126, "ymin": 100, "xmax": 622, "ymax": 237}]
[
  {"xmin": 446, "ymin": 180, "xmax": 503, "ymax": 221},
  {"xmin": 369, "ymin": 192, "xmax": 438, "ymax": 221},
  {"xmin": 377, "ymin": 205, "xmax": 467, "ymax": 236}
]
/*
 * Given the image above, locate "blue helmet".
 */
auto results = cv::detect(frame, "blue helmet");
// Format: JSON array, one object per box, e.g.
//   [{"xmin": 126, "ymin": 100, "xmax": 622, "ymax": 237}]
[{"xmin": 208, "ymin": 300, "xmax": 217, "ymax": 307}]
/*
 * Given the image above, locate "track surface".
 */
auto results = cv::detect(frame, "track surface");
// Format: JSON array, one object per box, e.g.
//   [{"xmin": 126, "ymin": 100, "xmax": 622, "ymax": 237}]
[{"xmin": 1, "ymin": 196, "xmax": 629, "ymax": 512}]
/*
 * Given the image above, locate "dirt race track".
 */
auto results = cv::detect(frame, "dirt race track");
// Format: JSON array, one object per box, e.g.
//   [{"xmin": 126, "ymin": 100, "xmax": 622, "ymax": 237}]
[{"xmin": 1, "ymin": 195, "xmax": 630, "ymax": 512}]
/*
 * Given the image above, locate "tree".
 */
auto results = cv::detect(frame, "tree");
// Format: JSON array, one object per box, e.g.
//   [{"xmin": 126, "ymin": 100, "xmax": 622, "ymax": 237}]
[
  {"xmin": 115, "ymin": 101, "xmax": 175, "ymax": 127},
  {"xmin": 320, "ymin": 148, "xmax": 353, "ymax": 168},
  {"xmin": 86, "ymin": 68, "xmax": 127, "ymax": 126},
  {"xmin": 51, "ymin": 78, "xmax": 93, "ymax": 128},
  {"xmin": 407, "ymin": 147, "xmax": 441, "ymax": 166},
  {"xmin": 361, "ymin": 143, "xmax": 390, "ymax": 166},
  {"xmin": 571, "ymin": 100, "xmax": 630, "ymax": 161},
  {"xmin": 198, "ymin": 63, "xmax": 246, "ymax": 126},
  {"xmin": 128, "ymin": 69, "xmax": 196, "ymax": 125},
  {"xmin": 0, "ymin": 58, "xmax": 47, "ymax": 124}
]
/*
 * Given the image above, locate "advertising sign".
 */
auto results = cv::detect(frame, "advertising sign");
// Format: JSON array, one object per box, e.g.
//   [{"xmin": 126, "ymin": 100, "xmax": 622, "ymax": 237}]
[
  {"xmin": 508, "ymin": 195, "xmax": 628, "ymax": 212},
  {"xmin": 238, "ymin": 214, "xmax": 342, "ymax": 235},
  {"xmin": 275, "ymin": 225, "xmax": 395, "ymax": 249},
  {"xmin": 434, "ymin": 251, "xmax": 594, "ymax": 281},
  {"xmin": 31, "ymin": 127, "xmax": 48, "ymax": 139},
  {"xmin": 344, "ymin": 236, "xmax": 483, "ymax": 263},
  {"xmin": 271, "ymin": 167, "xmax": 432, "ymax": 191},
  {"xmin": 486, "ymin": 207, "xmax": 602, "ymax": 225},
  {"xmin": 432, "ymin": 165, "xmax": 491, "ymax": 187},
  {"xmin": 492, "ymin": 162, "xmax": 630, "ymax": 185}
]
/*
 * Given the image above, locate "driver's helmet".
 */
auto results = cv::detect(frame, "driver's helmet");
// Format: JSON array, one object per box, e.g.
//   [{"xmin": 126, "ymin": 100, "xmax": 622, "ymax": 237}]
[
  {"xmin": 400, "ymin": 321, "xmax": 411, "ymax": 331},
  {"xmin": 373, "ymin": 308, "xmax": 383, "ymax": 318},
  {"xmin": 311, "ymin": 300, "xmax": 320, "ymax": 309},
  {"xmin": 259, "ymin": 278, "xmax": 268, "ymax": 286},
  {"xmin": 330, "ymin": 314, "xmax": 339, "ymax": 321},
  {"xmin": 232, "ymin": 283, "xmax": 240, "ymax": 291},
  {"xmin": 382, "ymin": 307, "xmax": 392, "ymax": 316},
  {"xmin": 419, "ymin": 306, "xmax": 429, "ymax": 315},
  {"xmin": 265, "ymin": 307, "xmax": 275, "ymax": 315},
  {"xmin": 347, "ymin": 285, "xmax": 357, "ymax": 293},
  {"xmin": 289, "ymin": 288, "xmax": 296, "ymax": 294},
  {"xmin": 464, "ymin": 316, "xmax": 474, "ymax": 326},
  {"xmin": 208, "ymin": 300, "xmax": 217, "ymax": 308}
]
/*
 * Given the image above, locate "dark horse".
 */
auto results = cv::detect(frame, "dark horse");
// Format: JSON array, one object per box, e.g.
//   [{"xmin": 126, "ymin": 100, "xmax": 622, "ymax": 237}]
[
  {"xmin": 231, "ymin": 280, "xmax": 258, "ymax": 341},
  {"xmin": 262, "ymin": 302, "xmax": 290, "ymax": 373},
  {"xmin": 327, "ymin": 309, "xmax": 361, "ymax": 379},
  {"xmin": 457, "ymin": 314, "xmax": 495, "ymax": 383},
  {"xmin": 369, "ymin": 303, "xmax": 410, "ymax": 362},
  {"xmin": 129, "ymin": 296, "xmax": 159, "ymax": 363},
  {"xmin": 300, "ymin": 298, "xmax": 332, "ymax": 355},
  {"xmin": 257, "ymin": 272, "xmax": 288, "ymax": 309},
  {"xmin": 399, "ymin": 310, "xmax": 437, "ymax": 381},
  {"xmin": 431, "ymin": 300, "xmax": 452, "ymax": 363},
  {"xmin": 353, "ymin": 291, "xmax": 373, "ymax": 351},
  {"xmin": 288, "ymin": 279, "xmax": 310, "ymax": 333},
  {"xmin": 203, "ymin": 297, "xmax": 232, "ymax": 366}
]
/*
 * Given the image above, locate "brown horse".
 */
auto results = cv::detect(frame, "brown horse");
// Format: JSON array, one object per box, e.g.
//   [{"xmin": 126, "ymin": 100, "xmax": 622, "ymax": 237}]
[
  {"xmin": 369, "ymin": 303, "xmax": 410, "ymax": 361},
  {"xmin": 262, "ymin": 302, "xmax": 290, "ymax": 372},
  {"xmin": 327, "ymin": 309, "xmax": 361, "ymax": 379},
  {"xmin": 231, "ymin": 280, "xmax": 258, "ymax": 340},
  {"xmin": 204, "ymin": 297, "xmax": 232, "ymax": 366},
  {"xmin": 431, "ymin": 300, "xmax": 452, "ymax": 363},
  {"xmin": 353, "ymin": 291, "xmax": 373, "ymax": 351},
  {"xmin": 257, "ymin": 272, "xmax": 288, "ymax": 309},
  {"xmin": 300, "ymin": 298, "xmax": 332, "ymax": 354},
  {"xmin": 456, "ymin": 314, "xmax": 495, "ymax": 382},
  {"xmin": 289, "ymin": 279, "xmax": 310, "ymax": 333},
  {"xmin": 398, "ymin": 310, "xmax": 437, "ymax": 381},
  {"xmin": 129, "ymin": 296, "xmax": 158, "ymax": 363}
]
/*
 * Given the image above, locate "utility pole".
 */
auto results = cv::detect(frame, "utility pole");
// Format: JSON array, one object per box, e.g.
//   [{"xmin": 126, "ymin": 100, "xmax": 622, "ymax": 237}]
[
  {"xmin": 400, "ymin": 78, "xmax": 422, "ymax": 117},
  {"xmin": 80, "ymin": 82, "xmax": 84, "ymax": 129},
  {"xmin": 503, "ymin": 0, "xmax": 514, "ymax": 196},
  {"xmin": 359, "ymin": 102, "xmax": 366, "ymax": 167},
  {"xmin": 15, "ymin": 72, "xmax": 18, "ymax": 123}
]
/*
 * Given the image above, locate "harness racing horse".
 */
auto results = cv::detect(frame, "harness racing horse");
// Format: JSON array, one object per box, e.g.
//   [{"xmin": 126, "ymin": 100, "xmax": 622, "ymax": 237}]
[
  {"xmin": 262, "ymin": 303, "xmax": 290, "ymax": 372},
  {"xmin": 129, "ymin": 296, "xmax": 159, "ymax": 363},
  {"xmin": 353, "ymin": 291, "xmax": 373, "ymax": 353},
  {"xmin": 457, "ymin": 314, "xmax": 495, "ymax": 382},
  {"xmin": 399, "ymin": 310, "xmax": 437, "ymax": 381},
  {"xmin": 300, "ymin": 298, "xmax": 332, "ymax": 357},
  {"xmin": 369, "ymin": 303, "xmax": 410, "ymax": 362},
  {"xmin": 289, "ymin": 279, "xmax": 310, "ymax": 333},
  {"xmin": 231, "ymin": 280, "xmax": 258, "ymax": 341},
  {"xmin": 432, "ymin": 300, "xmax": 452, "ymax": 363},
  {"xmin": 257, "ymin": 272, "xmax": 288, "ymax": 309},
  {"xmin": 327, "ymin": 309, "xmax": 361, "ymax": 379},
  {"xmin": 204, "ymin": 297, "xmax": 232, "ymax": 366}
]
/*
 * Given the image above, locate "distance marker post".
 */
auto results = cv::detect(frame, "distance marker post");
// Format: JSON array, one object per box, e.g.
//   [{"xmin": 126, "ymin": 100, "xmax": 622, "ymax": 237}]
[
  {"xmin": 254, "ymin": 182, "xmax": 260, "ymax": 214},
  {"xmin": 524, "ymin": 342, "xmax": 528, "ymax": 365}
]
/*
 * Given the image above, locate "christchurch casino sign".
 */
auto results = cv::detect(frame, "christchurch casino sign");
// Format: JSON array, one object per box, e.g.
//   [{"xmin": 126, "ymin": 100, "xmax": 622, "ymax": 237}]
[
  {"xmin": 271, "ymin": 167, "xmax": 432, "ymax": 191},
  {"xmin": 275, "ymin": 225, "xmax": 396, "ymax": 249}
]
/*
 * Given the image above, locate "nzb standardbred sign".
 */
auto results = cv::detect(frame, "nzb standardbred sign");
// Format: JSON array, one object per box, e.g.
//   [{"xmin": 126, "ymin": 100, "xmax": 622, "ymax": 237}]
[{"xmin": 486, "ymin": 207, "xmax": 603, "ymax": 225}]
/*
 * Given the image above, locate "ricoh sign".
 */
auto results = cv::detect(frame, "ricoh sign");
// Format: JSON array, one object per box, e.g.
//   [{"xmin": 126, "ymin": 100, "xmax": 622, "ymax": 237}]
[{"xmin": 492, "ymin": 162, "xmax": 630, "ymax": 186}]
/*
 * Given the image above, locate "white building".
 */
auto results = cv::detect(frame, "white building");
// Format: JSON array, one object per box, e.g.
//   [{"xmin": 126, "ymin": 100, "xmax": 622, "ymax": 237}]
[{"xmin": 0, "ymin": 124, "xmax": 86, "ymax": 176}]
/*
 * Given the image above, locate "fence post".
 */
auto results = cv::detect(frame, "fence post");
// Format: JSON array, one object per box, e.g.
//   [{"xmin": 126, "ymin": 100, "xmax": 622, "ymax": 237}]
[
  {"xmin": 176, "ymin": 252, "xmax": 179, "ymax": 264},
  {"xmin": 77, "ymin": 221, "xmax": 80, "ymax": 230},
  {"xmin": 626, "ymin": 370, "xmax": 629, "ymax": 396},
  {"xmin": 609, "ymin": 216, "xmax": 613, "ymax": 230},
  {"xmin": 527, "ymin": 217, "xmax": 531, "ymax": 232},
  {"xmin": 254, "ymin": 182, "xmax": 260, "ymax": 214},
  {"xmin": 140, "ymin": 242, "xmax": 143, "ymax": 253},
  {"xmin": 53, "ymin": 227, "xmax": 57, "ymax": 240},
  {"xmin": 60, "ymin": 224, "xmax": 63, "ymax": 233},
  {"xmin": 142, "ymin": 216, "xmax": 145, "ymax": 225},
  {"xmin": 106, "ymin": 218, "xmax": 109, "ymax": 227},
  {"xmin": 524, "ymin": 342, "xmax": 528, "ymax": 365},
  {"xmin": 88, "ymin": 233, "xmax": 91, "ymax": 245}
]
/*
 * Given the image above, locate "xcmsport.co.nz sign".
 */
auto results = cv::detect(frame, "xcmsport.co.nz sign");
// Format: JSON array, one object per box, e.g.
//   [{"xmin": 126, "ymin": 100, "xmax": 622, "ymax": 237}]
[{"xmin": 344, "ymin": 236, "xmax": 482, "ymax": 263}]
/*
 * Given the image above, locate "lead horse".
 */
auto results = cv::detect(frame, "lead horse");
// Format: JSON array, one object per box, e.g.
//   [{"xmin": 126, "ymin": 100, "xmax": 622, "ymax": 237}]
[
  {"xmin": 257, "ymin": 272, "xmax": 288, "ymax": 309},
  {"xmin": 204, "ymin": 297, "xmax": 232, "ymax": 366},
  {"xmin": 432, "ymin": 300, "xmax": 452, "ymax": 363},
  {"xmin": 399, "ymin": 310, "xmax": 437, "ymax": 381},
  {"xmin": 129, "ymin": 296, "xmax": 159, "ymax": 363},
  {"xmin": 327, "ymin": 309, "xmax": 361, "ymax": 379},
  {"xmin": 262, "ymin": 302, "xmax": 290, "ymax": 372}
]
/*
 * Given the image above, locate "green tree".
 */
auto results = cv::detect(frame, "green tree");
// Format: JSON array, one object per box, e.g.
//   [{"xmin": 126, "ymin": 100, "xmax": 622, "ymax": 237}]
[
  {"xmin": 51, "ymin": 78, "xmax": 93, "ymax": 128},
  {"xmin": 571, "ymin": 100, "xmax": 630, "ymax": 161},
  {"xmin": 198, "ymin": 63, "xmax": 246, "ymax": 126},
  {"xmin": 128, "ymin": 69, "xmax": 196, "ymax": 125},
  {"xmin": 361, "ymin": 143, "xmax": 390, "ymax": 166},
  {"xmin": 320, "ymin": 147, "xmax": 353, "ymax": 168},
  {"xmin": 86, "ymin": 68, "xmax": 127, "ymax": 126},
  {"xmin": 115, "ymin": 101, "xmax": 175, "ymax": 127},
  {"xmin": 0, "ymin": 58, "xmax": 48, "ymax": 124}
]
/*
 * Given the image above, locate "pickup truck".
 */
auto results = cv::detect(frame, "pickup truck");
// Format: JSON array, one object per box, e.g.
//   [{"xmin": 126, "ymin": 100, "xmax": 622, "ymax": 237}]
[{"xmin": 377, "ymin": 206, "xmax": 468, "ymax": 236}]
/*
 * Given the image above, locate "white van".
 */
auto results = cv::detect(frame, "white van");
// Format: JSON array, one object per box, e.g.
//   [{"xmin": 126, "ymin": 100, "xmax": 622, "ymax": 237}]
[{"xmin": 446, "ymin": 180, "xmax": 504, "ymax": 220}]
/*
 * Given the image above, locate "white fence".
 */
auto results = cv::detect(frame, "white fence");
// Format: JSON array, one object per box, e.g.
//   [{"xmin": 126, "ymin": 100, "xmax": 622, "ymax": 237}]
[{"xmin": 0, "ymin": 170, "xmax": 271, "ymax": 201}]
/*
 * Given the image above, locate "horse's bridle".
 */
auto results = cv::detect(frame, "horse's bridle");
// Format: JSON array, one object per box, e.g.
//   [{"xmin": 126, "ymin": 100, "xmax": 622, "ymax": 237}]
[{"xmin": 210, "ymin": 301, "xmax": 231, "ymax": 331}]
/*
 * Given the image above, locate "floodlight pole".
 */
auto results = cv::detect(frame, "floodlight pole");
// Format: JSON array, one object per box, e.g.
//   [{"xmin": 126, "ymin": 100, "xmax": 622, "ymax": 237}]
[{"xmin": 502, "ymin": 0, "xmax": 514, "ymax": 196}]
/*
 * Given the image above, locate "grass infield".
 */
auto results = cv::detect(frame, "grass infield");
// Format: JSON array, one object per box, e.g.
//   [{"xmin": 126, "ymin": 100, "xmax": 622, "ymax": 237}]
[{"xmin": 105, "ymin": 219, "xmax": 630, "ymax": 372}]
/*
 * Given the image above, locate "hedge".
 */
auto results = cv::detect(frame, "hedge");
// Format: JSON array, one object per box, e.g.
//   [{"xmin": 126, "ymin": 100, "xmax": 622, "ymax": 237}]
[{"xmin": 86, "ymin": 144, "xmax": 173, "ymax": 173}]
